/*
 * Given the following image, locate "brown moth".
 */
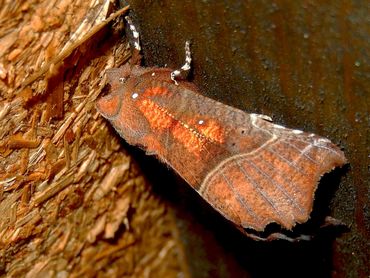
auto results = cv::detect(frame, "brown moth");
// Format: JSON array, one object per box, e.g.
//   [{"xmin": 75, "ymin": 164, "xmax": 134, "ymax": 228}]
[{"xmin": 96, "ymin": 17, "xmax": 346, "ymax": 241}]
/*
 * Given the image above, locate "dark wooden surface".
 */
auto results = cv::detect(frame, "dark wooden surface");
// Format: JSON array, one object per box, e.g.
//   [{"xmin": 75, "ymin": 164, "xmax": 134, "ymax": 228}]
[{"xmin": 125, "ymin": 1, "xmax": 369, "ymax": 277}]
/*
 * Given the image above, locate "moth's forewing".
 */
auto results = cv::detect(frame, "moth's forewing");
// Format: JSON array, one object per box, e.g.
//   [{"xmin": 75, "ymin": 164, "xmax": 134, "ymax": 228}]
[{"xmin": 98, "ymin": 66, "xmax": 347, "ymax": 232}]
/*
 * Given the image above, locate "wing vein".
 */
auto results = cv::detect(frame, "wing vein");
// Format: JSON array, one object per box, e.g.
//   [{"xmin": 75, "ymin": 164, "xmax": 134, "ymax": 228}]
[
  {"xmin": 280, "ymin": 140, "xmax": 320, "ymax": 165},
  {"xmin": 234, "ymin": 160, "xmax": 286, "ymax": 222},
  {"xmin": 266, "ymin": 146, "xmax": 308, "ymax": 176},
  {"xmin": 258, "ymin": 158, "xmax": 306, "ymax": 196},
  {"xmin": 219, "ymin": 171, "xmax": 262, "ymax": 225},
  {"xmin": 243, "ymin": 158, "xmax": 306, "ymax": 215}
]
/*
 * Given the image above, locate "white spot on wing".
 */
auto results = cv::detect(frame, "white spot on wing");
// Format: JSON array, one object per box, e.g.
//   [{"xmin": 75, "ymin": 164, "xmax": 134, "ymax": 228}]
[
  {"xmin": 313, "ymin": 137, "xmax": 331, "ymax": 146},
  {"xmin": 318, "ymin": 138, "xmax": 331, "ymax": 143},
  {"xmin": 198, "ymin": 120, "xmax": 204, "ymax": 125},
  {"xmin": 292, "ymin": 129, "xmax": 303, "ymax": 134},
  {"xmin": 251, "ymin": 113, "xmax": 272, "ymax": 121},
  {"xmin": 274, "ymin": 124, "xmax": 285, "ymax": 129},
  {"xmin": 132, "ymin": 93, "xmax": 139, "ymax": 99}
]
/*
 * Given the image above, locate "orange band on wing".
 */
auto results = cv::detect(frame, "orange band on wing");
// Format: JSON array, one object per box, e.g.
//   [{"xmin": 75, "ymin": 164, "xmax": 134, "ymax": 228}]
[
  {"xmin": 137, "ymin": 98, "xmax": 205, "ymax": 156},
  {"xmin": 137, "ymin": 99, "xmax": 174, "ymax": 130},
  {"xmin": 171, "ymin": 124, "xmax": 205, "ymax": 156},
  {"xmin": 143, "ymin": 86, "xmax": 171, "ymax": 97},
  {"xmin": 196, "ymin": 119, "xmax": 225, "ymax": 144}
]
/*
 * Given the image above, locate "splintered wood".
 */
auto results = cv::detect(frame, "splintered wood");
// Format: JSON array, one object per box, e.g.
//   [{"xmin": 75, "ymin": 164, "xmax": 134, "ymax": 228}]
[{"xmin": 0, "ymin": 1, "xmax": 188, "ymax": 277}]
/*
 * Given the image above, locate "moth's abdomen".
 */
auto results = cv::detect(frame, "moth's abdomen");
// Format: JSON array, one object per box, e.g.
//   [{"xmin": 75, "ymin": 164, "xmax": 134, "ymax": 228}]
[{"xmin": 198, "ymin": 133, "xmax": 346, "ymax": 231}]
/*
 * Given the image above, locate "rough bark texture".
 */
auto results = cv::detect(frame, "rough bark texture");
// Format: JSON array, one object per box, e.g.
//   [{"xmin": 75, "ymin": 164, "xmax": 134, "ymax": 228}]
[{"xmin": 0, "ymin": 1, "xmax": 189, "ymax": 277}]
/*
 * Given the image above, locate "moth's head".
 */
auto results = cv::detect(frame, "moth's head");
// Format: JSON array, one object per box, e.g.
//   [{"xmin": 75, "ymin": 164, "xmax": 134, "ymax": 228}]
[
  {"xmin": 105, "ymin": 64, "xmax": 134, "ymax": 90},
  {"xmin": 97, "ymin": 64, "xmax": 144, "ymax": 117},
  {"xmin": 96, "ymin": 64, "xmax": 151, "ymax": 143}
]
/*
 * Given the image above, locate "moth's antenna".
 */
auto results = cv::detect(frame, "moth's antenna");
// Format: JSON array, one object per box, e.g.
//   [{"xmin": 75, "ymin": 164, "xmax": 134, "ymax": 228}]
[
  {"xmin": 171, "ymin": 41, "xmax": 192, "ymax": 85},
  {"xmin": 125, "ymin": 16, "xmax": 141, "ymax": 51},
  {"xmin": 125, "ymin": 16, "xmax": 142, "ymax": 65}
]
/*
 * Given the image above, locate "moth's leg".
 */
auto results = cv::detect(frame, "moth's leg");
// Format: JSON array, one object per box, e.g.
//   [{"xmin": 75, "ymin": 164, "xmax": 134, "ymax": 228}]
[
  {"xmin": 238, "ymin": 226, "xmax": 312, "ymax": 242},
  {"xmin": 321, "ymin": 216, "xmax": 346, "ymax": 228},
  {"xmin": 125, "ymin": 16, "xmax": 142, "ymax": 65},
  {"xmin": 171, "ymin": 41, "xmax": 192, "ymax": 85},
  {"xmin": 264, "ymin": 232, "xmax": 312, "ymax": 242}
]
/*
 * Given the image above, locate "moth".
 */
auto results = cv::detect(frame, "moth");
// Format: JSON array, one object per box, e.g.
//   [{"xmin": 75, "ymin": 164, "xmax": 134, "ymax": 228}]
[{"xmin": 97, "ymin": 17, "xmax": 347, "ymax": 241}]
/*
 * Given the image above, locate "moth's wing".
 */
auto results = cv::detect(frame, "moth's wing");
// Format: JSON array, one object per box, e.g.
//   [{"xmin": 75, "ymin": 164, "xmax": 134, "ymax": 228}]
[
  {"xmin": 163, "ymin": 86, "xmax": 346, "ymax": 230},
  {"xmin": 155, "ymin": 85, "xmax": 346, "ymax": 231},
  {"xmin": 199, "ymin": 113, "xmax": 346, "ymax": 231}
]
